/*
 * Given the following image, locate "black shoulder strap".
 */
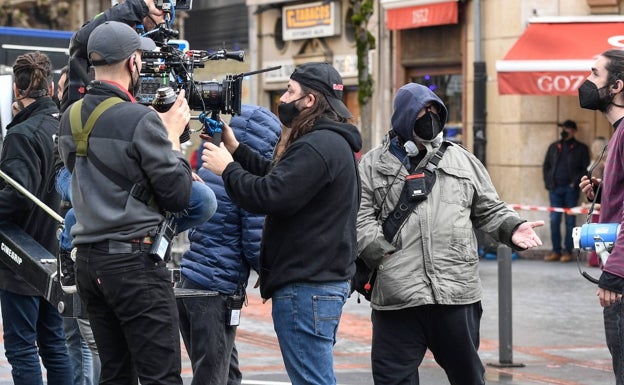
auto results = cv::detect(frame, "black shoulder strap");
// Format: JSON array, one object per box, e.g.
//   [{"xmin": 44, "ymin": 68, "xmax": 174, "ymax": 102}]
[
  {"xmin": 69, "ymin": 98, "xmax": 152, "ymax": 205},
  {"xmin": 382, "ymin": 141, "xmax": 451, "ymax": 242}
]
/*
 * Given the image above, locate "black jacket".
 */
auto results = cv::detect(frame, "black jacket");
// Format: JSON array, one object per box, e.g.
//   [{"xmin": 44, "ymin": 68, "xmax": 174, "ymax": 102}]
[
  {"xmin": 0, "ymin": 97, "xmax": 61, "ymax": 295},
  {"xmin": 542, "ymin": 137, "xmax": 590, "ymax": 191},
  {"xmin": 222, "ymin": 117, "xmax": 362, "ymax": 299},
  {"xmin": 61, "ymin": 0, "xmax": 148, "ymax": 112}
]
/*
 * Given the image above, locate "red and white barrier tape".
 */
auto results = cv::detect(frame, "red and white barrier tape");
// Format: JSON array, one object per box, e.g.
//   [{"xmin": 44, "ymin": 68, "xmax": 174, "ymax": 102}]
[{"xmin": 507, "ymin": 204, "xmax": 598, "ymax": 216}]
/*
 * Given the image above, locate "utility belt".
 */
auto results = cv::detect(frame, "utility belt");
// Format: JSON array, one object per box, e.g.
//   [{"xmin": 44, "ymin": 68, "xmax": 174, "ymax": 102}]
[{"xmin": 83, "ymin": 236, "xmax": 153, "ymax": 254}]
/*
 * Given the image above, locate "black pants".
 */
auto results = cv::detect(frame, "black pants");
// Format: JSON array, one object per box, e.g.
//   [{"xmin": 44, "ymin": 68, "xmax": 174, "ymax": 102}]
[
  {"xmin": 176, "ymin": 277, "xmax": 241, "ymax": 385},
  {"xmin": 75, "ymin": 243, "xmax": 182, "ymax": 385},
  {"xmin": 371, "ymin": 302, "xmax": 484, "ymax": 385}
]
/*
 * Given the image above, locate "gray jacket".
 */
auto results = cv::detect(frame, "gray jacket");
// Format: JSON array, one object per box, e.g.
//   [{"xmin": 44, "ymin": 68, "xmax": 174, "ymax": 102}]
[
  {"xmin": 58, "ymin": 81, "xmax": 192, "ymax": 245},
  {"xmin": 356, "ymin": 140, "xmax": 524, "ymax": 310}
]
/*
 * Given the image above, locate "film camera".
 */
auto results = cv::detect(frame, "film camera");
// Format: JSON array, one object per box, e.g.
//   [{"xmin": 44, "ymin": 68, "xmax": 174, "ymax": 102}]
[
  {"xmin": 136, "ymin": 41, "xmax": 246, "ymax": 115},
  {"xmin": 135, "ymin": 18, "xmax": 251, "ymax": 144},
  {"xmin": 135, "ymin": 2, "xmax": 279, "ymax": 144},
  {"xmin": 155, "ymin": 0, "xmax": 193, "ymax": 11}
]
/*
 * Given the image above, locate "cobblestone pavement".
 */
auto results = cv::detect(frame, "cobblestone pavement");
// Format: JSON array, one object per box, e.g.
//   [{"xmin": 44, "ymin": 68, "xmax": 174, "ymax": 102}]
[{"xmin": 0, "ymin": 257, "xmax": 616, "ymax": 385}]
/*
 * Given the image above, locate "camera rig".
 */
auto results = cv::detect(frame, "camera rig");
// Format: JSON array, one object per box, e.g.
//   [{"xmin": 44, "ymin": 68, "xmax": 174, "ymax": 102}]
[
  {"xmin": 135, "ymin": 18, "xmax": 279, "ymax": 144},
  {"xmin": 135, "ymin": 43, "xmax": 246, "ymax": 115},
  {"xmin": 155, "ymin": 0, "xmax": 193, "ymax": 11}
]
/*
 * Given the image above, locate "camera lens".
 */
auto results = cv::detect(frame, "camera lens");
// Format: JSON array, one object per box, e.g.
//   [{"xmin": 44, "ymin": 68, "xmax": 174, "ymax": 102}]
[{"xmin": 152, "ymin": 87, "xmax": 177, "ymax": 113}]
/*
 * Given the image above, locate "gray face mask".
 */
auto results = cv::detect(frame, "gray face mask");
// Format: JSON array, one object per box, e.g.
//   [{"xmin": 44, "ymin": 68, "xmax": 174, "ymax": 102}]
[{"xmin": 413, "ymin": 111, "xmax": 442, "ymax": 141}]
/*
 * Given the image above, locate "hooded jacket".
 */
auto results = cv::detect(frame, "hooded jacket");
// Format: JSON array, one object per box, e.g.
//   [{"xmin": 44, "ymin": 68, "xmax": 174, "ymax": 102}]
[
  {"xmin": 222, "ymin": 116, "xmax": 362, "ymax": 299},
  {"xmin": 0, "ymin": 97, "xmax": 61, "ymax": 295},
  {"xmin": 181, "ymin": 105, "xmax": 281, "ymax": 295},
  {"xmin": 357, "ymin": 83, "xmax": 525, "ymax": 309}
]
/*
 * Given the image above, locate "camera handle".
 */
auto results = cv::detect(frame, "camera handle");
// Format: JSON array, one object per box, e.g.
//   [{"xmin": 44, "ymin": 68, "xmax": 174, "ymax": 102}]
[{"xmin": 198, "ymin": 111, "xmax": 223, "ymax": 146}]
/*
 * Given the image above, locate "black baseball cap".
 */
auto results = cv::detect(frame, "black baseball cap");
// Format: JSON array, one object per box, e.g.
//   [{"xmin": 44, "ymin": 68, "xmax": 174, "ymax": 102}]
[
  {"xmin": 87, "ymin": 21, "xmax": 156, "ymax": 66},
  {"xmin": 290, "ymin": 62, "xmax": 353, "ymax": 119},
  {"xmin": 558, "ymin": 119, "xmax": 578, "ymax": 130}
]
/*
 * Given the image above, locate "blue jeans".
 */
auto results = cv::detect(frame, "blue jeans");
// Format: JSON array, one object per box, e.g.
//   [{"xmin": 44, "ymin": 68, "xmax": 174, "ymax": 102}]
[
  {"xmin": 271, "ymin": 281, "xmax": 349, "ymax": 385},
  {"xmin": 78, "ymin": 318, "xmax": 101, "ymax": 385},
  {"xmin": 604, "ymin": 302, "xmax": 624, "ymax": 385},
  {"xmin": 175, "ymin": 181, "xmax": 217, "ymax": 233},
  {"xmin": 549, "ymin": 185, "xmax": 580, "ymax": 254},
  {"xmin": 56, "ymin": 166, "xmax": 72, "ymax": 202},
  {"xmin": 64, "ymin": 318, "xmax": 93, "ymax": 385},
  {"xmin": 0, "ymin": 289, "xmax": 72, "ymax": 385}
]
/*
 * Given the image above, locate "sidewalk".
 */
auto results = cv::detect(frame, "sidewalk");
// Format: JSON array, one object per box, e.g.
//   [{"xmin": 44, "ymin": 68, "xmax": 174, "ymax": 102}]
[
  {"xmin": 0, "ymin": 257, "xmax": 615, "ymax": 384},
  {"xmin": 237, "ymin": 257, "xmax": 614, "ymax": 385}
]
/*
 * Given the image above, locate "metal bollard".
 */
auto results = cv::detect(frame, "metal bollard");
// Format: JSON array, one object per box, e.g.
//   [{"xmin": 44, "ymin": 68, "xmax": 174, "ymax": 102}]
[{"xmin": 487, "ymin": 244, "xmax": 524, "ymax": 368}]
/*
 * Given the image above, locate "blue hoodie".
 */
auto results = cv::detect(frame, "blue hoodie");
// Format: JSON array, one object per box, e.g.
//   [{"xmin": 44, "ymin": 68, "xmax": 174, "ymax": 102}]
[
  {"xmin": 389, "ymin": 83, "xmax": 448, "ymax": 160},
  {"xmin": 181, "ymin": 105, "xmax": 281, "ymax": 294}
]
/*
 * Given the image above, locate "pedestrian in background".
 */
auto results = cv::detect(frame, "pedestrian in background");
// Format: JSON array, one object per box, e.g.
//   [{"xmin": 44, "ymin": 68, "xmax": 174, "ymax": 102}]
[
  {"xmin": 0, "ymin": 51, "xmax": 72, "ymax": 385},
  {"xmin": 201, "ymin": 62, "xmax": 362, "ymax": 385},
  {"xmin": 579, "ymin": 49, "xmax": 624, "ymax": 385},
  {"xmin": 177, "ymin": 104, "xmax": 281, "ymax": 385},
  {"xmin": 542, "ymin": 119, "xmax": 589, "ymax": 262},
  {"xmin": 356, "ymin": 82, "xmax": 543, "ymax": 385}
]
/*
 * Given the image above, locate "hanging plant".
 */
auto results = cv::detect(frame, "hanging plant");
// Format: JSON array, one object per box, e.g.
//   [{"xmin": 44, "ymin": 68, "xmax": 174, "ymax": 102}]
[{"xmin": 350, "ymin": 0, "xmax": 375, "ymax": 105}]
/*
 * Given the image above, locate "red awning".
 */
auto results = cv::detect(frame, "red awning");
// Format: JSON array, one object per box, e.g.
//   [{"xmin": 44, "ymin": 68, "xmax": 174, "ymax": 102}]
[
  {"xmin": 496, "ymin": 18, "xmax": 624, "ymax": 95},
  {"xmin": 386, "ymin": 1, "xmax": 457, "ymax": 30}
]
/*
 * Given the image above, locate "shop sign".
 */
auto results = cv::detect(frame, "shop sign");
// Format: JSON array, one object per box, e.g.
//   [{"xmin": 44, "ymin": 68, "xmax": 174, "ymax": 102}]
[
  {"xmin": 282, "ymin": 1, "xmax": 341, "ymax": 41},
  {"xmin": 386, "ymin": 1, "xmax": 458, "ymax": 30}
]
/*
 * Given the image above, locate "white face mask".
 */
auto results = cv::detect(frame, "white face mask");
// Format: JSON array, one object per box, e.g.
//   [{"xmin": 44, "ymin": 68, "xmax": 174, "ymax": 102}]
[{"xmin": 414, "ymin": 130, "xmax": 444, "ymax": 148}]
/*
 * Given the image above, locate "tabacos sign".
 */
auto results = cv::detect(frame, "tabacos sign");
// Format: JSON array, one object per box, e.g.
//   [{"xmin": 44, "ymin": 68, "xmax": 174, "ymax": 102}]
[{"xmin": 282, "ymin": 1, "xmax": 341, "ymax": 41}]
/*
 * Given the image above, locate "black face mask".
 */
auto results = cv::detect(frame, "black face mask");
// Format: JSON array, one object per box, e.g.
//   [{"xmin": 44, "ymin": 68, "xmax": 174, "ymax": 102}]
[
  {"xmin": 560, "ymin": 130, "xmax": 569, "ymax": 140},
  {"xmin": 578, "ymin": 80, "xmax": 612, "ymax": 111},
  {"xmin": 278, "ymin": 95, "xmax": 305, "ymax": 127},
  {"xmin": 413, "ymin": 111, "xmax": 442, "ymax": 141}
]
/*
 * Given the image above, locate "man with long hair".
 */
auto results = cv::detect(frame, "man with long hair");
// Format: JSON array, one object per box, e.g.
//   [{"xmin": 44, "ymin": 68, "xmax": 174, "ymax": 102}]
[{"xmin": 201, "ymin": 62, "xmax": 362, "ymax": 385}]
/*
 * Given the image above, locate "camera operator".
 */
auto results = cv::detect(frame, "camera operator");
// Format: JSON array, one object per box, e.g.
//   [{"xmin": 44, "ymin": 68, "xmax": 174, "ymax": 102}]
[
  {"xmin": 60, "ymin": 0, "xmax": 215, "ymax": 232},
  {"xmin": 58, "ymin": 21, "xmax": 191, "ymax": 385},
  {"xmin": 61, "ymin": 0, "xmax": 165, "ymax": 113}
]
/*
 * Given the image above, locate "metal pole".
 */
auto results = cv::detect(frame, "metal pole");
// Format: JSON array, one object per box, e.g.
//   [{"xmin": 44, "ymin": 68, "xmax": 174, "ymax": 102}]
[
  {"xmin": 0, "ymin": 169, "xmax": 64, "ymax": 225},
  {"xmin": 487, "ymin": 245, "xmax": 524, "ymax": 368}
]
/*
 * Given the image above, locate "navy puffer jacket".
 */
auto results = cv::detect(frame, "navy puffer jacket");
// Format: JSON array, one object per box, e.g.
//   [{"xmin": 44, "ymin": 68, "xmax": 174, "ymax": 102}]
[{"xmin": 181, "ymin": 105, "xmax": 281, "ymax": 294}]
